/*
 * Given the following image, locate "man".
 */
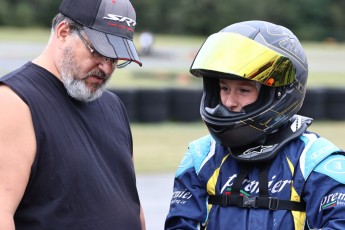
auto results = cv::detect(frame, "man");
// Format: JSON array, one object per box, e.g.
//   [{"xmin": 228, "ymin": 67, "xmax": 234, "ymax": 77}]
[
  {"xmin": 165, "ymin": 20, "xmax": 345, "ymax": 229},
  {"xmin": 0, "ymin": 0, "xmax": 145, "ymax": 229}
]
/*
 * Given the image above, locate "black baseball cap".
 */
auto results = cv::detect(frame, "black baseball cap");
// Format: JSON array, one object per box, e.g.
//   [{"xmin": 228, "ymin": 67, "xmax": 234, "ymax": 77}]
[{"xmin": 59, "ymin": 0, "xmax": 142, "ymax": 66}]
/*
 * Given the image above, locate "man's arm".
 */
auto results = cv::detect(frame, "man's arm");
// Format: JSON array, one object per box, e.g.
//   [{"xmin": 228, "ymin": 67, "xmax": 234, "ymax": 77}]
[
  {"xmin": 0, "ymin": 85, "xmax": 36, "ymax": 229},
  {"xmin": 140, "ymin": 205, "xmax": 146, "ymax": 230},
  {"xmin": 132, "ymin": 155, "xmax": 146, "ymax": 230}
]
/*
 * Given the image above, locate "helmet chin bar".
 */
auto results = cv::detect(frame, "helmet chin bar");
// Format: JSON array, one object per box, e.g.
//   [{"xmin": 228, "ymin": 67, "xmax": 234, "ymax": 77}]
[
  {"xmin": 205, "ymin": 104, "xmax": 245, "ymax": 117},
  {"xmin": 229, "ymin": 115, "xmax": 313, "ymax": 164}
]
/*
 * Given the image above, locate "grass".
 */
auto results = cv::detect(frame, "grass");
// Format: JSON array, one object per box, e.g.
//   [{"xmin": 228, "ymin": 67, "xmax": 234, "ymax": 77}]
[
  {"xmin": 132, "ymin": 122, "xmax": 208, "ymax": 173},
  {"xmin": 0, "ymin": 27, "xmax": 51, "ymax": 42},
  {"xmin": 307, "ymin": 73, "xmax": 345, "ymax": 88},
  {"xmin": 132, "ymin": 121, "xmax": 345, "ymax": 173}
]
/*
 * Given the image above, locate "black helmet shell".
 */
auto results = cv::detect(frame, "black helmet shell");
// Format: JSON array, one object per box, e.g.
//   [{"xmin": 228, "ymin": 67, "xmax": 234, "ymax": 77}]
[{"xmin": 190, "ymin": 20, "xmax": 308, "ymax": 148}]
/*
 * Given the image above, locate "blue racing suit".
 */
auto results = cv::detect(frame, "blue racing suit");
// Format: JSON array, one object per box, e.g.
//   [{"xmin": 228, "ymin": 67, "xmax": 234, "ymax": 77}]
[{"xmin": 165, "ymin": 131, "xmax": 345, "ymax": 229}]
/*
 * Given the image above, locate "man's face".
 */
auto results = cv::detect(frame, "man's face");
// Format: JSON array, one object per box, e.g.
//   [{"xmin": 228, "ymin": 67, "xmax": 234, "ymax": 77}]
[{"xmin": 57, "ymin": 32, "xmax": 115, "ymax": 103}]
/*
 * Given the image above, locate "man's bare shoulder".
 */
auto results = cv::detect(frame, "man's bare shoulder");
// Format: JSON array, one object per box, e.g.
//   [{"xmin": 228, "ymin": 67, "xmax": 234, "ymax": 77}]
[
  {"xmin": 0, "ymin": 84, "xmax": 28, "ymax": 112},
  {"xmin": 0, "ymin": 83, "xmax": 35, "ymax": 146},
  {"xmin": 0, "ymin": 83, "xmax": 36, "ymax": 228}
]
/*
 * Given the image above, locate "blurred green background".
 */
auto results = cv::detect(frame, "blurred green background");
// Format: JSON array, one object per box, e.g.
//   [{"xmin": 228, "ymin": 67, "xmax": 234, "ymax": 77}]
[
  {"xmin": 1, "ymin": 0, "xmax": 345, "ymax": 41},
  {"xmin": 1, "ymin": 0, "xmax": 345, "ymax": 173}
]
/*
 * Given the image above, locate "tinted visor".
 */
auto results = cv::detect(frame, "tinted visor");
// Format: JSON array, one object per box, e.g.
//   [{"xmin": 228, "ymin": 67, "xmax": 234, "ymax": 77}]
[{"xmin": 190, "ymin": 33, "xmax": 295, "ymax": 87}]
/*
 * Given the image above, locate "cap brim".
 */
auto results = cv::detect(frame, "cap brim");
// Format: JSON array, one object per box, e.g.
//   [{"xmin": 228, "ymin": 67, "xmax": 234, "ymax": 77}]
[{"xmin": 84, "ymin": 27, "xmax": 142, "ymax": 66}]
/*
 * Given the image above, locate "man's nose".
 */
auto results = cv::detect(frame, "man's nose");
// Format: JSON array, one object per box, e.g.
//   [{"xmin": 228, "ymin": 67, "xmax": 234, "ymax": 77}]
[{"xmin": 97, "ymin": 61, "xmax": 115, "ymax": 76}]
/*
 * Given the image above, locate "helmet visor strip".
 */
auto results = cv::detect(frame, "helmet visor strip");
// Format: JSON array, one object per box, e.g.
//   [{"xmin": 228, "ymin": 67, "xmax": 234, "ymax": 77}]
[{"xmin": 190, "ymin": 33, "xmax": 296, "ymax": 87}]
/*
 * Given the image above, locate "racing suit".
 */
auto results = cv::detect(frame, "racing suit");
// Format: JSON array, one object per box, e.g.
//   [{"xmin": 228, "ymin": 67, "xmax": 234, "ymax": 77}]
[{"xmin": 165, "ymin": 131, "xmax": 345, "ymax": 229}]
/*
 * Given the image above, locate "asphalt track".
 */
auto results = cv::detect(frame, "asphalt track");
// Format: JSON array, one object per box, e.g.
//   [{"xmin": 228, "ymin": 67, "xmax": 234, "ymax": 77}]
[{"xmin": 137, "ymin": 173, "xmax": 175, "ymax": 230}]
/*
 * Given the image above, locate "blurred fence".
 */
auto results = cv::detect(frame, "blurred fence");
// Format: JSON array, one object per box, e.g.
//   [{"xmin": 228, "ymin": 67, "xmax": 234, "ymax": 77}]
[{"xmin": 111, "ymin": 88, "xmax": 345, "ymax": 122}]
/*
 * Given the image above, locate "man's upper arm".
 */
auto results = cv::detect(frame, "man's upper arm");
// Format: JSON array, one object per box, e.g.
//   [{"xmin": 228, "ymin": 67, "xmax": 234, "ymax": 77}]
[{"xmin": 0, "ymin": 85, "xmax": 36, "ymax": 227}]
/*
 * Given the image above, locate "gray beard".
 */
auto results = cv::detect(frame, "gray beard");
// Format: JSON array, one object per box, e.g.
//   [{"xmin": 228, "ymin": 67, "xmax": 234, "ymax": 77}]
[
  {"xmin": 58, "ymin": 47, "xmax": 109, "ymax": 103},
  {"xmin": 61, "ymin": 74, "xmax": 105, "ymax": 103}
]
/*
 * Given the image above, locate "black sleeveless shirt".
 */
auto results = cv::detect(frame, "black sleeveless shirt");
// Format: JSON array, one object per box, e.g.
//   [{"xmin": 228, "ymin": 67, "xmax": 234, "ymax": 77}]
[{"xmin": 1, "ymin": 63, "xmax": 141, "ymax": 230}]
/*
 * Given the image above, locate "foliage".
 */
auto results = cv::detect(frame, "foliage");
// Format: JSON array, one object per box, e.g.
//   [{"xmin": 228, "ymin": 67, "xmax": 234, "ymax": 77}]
[{"xmin": 0, "ymin": 0, "xmax": 344, "ymax": 41}]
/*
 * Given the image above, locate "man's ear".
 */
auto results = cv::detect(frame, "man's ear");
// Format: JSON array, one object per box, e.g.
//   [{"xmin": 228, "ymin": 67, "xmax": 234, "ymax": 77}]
[{"xmin": 55, "ymin": 21, "xmax": 71, "ymax": 40}]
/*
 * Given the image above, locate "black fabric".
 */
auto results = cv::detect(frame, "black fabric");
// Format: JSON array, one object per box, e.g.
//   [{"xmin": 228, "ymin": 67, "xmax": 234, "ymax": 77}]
[
  {"xmin": 0, "ymin": 62, "xmax": 141, "ymax": 230},
  {"xmin": 208, "ymin": 194, "xmax": 306, "ymax": 211},
  {"xmin": 258, "ymin": 163, "xmax": 269, "ymax": 197}
]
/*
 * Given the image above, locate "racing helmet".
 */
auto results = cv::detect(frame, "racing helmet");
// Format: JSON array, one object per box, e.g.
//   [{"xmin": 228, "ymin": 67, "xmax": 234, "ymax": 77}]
[{"xmin": 190, "ymin": 20, "xmax": 308, "ymax": 148}]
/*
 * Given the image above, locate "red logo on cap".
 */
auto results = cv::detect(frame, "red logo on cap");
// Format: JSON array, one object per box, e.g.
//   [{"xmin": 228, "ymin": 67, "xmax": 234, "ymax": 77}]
[{"xmin": 112, "ymin": 0, "xmax": 116, "ymax": 3}]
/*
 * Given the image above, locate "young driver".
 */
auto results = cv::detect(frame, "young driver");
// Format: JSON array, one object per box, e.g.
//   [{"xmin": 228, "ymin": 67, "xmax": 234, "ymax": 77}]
[{"xmin": 165, "ymin": 20, "xmax": 345, "ymax": 230}]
